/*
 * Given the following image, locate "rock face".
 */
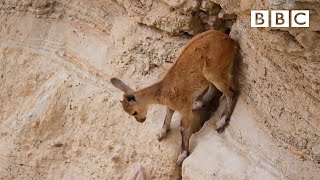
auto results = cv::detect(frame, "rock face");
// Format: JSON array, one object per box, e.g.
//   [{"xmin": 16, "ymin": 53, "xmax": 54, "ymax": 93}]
[
  {"xmin": 0, "ymin": 0, "xmax": 319, "ymax": 179},
  {"xmin": 230, "ymin": 1, "xmax": 320, "ymax": 163},
  {"xmin": 0, "ymin": 1, "xmax": 186, "ymax": 179},
  {"xmin": 183, "ymin": 97, "xmax": 320, "ymax": 179}
]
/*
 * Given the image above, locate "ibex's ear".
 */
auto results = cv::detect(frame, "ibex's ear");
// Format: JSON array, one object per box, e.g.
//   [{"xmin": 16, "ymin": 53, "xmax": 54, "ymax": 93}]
[{"xmin": 110, "ymin": 78, "xmax": 134, "ymax": 94}]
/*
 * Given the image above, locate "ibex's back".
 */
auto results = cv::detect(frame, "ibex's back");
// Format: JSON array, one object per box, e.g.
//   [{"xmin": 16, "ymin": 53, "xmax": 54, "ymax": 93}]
[{"xmin": 160, "ymin": 30, "xmax": 237, "ymax": 111}]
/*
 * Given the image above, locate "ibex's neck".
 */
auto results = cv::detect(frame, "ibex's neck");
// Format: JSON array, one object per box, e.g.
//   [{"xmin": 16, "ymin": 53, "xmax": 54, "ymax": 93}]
[{"xmin": 134, "ymin": 81, "xmax": 164, "ymax": 105}]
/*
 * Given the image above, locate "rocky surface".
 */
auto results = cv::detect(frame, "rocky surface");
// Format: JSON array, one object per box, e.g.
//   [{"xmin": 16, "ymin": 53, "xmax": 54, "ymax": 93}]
[
  {"xmin": 0, "ymin": 1, "xmax": 187, "ymax": 179},
  {"xmin": 230, "ymin": 1, "xmax": 320, "ymax": 163},
  {"xmin": 183, "ymin": 97, "xmax": 320, "ymax": 179},
  {"xmin": 0, "ymin": 0, "xmax": 319, "ymax": 179}
]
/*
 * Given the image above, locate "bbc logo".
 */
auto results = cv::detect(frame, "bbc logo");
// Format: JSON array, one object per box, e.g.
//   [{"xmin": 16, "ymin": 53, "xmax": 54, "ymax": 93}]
[{"xmin": 251, "ymin": 10, "xmax": 309, "ymax": 27}]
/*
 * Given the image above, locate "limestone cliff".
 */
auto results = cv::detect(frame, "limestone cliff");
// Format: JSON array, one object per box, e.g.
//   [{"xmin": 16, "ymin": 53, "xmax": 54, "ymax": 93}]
[{"xmin": 0, "ymin": 0, "xmax": 319, "ymax": 179}]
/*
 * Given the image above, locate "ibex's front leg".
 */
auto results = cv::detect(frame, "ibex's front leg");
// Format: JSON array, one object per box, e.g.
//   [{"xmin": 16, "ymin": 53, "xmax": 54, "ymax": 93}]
[
  {"xmin": 177, "ymin": 113, "xmax": 198, "ymax": 165},
  {"xmin": 177, "ymin": 130, "xmax": 190, "ymax": 165},
  {"xmin": 192, "ymin": 84, "xmax": 217, "ymax": 110},
  {"xmin": 176, "ymin": 111, "xmax": 204, "ymax": 165},
  {"xmin": 157, "ymin": 107, "xmax": 174, "ymax": 141}
]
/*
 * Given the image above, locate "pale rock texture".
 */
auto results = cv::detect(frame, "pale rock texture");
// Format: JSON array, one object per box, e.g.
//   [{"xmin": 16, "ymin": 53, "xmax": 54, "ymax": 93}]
[
  {"xmin": 183, "ymin": 0, "xmax": 320, "ymax": 178},
  {"xmin": 182, "ymin": 97, "xmax": 320, "ymax": 179},
  {"xmin": 0, "ymin": 0, "xmax": 319, "ymax": 179},
  {"xmin": 230, "ymin": 0, "xmax": 320, "ymax": 162},
  {"xmin": 0, "ymin": 1, "xmax": 186, "ymax": 179}
]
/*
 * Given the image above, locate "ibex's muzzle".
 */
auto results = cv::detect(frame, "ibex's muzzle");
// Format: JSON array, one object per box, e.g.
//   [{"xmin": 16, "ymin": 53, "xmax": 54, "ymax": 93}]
[{"xmin": 135, "ymin": 117, "xmax": 146, "ymax": 123}]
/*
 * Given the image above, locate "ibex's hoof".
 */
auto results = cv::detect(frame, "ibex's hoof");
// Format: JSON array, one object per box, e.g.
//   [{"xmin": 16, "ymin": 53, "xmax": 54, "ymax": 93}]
[
  {"xmin": 176, "ymin": 150, "xmax": 188, "ymax": 166},
  {"xmin": 192, "ymin": 101, "xmax": 204, "ymax": 111},
  {"xmin": 157, "ymin": 128, "xmax": 167, "ymax": 141},
  {"xmin": 216, "ymin": 115, "xmax": 229, "ymax": 133},
  {"xmin": 216, "ymin": 127, "xmax": 224, "ymax": 133}
]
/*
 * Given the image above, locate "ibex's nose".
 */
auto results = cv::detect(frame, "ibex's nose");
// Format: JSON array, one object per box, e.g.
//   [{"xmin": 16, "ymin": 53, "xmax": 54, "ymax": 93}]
[{"xmin": 135, "ymin": 117, "xmax": 146, "ymax": 123}]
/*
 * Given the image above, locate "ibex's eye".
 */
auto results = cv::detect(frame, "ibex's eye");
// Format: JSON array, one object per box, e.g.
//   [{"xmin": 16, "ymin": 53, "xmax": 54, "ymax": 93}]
[
  {"xmin": 127, "ymin": 95, "xmax": 136, "ymax": 102},
  {"xmin": 132, "ymin": 112, "xmax": 137, "ymax": 116}
]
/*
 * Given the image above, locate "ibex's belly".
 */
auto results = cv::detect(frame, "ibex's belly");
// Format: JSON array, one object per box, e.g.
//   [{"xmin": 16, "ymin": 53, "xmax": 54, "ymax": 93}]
[
  {"xmin": 189, "ymin": 79, "xmax": 211, "ymax": 101},
  {"xmin": 166, "ymin": 75, "xmax": 210, "ymax": 111}
]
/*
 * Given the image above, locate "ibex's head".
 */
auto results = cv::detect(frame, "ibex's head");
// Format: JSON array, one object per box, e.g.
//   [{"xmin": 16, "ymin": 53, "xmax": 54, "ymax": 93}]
[{"xmin": 110, "ymin": 78, "xmax": 147, "ymax": 123}]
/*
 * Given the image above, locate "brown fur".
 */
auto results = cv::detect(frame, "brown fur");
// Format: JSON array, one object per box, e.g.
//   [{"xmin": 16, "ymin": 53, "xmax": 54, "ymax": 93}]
[{"xmin": 111, "ymin": 30, "xmax": 238, "ymax": 165}]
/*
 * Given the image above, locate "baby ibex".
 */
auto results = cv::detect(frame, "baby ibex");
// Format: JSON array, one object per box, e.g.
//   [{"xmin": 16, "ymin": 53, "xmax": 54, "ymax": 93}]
[{"xmin": 111, "ymin": 30, "xmax": 237, "ymax": 165}]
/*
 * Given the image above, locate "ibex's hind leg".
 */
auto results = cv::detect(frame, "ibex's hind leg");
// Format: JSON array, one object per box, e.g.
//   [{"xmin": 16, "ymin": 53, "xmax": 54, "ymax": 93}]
[
  {"xmin": 192, "ymin": 84, "xmax": 217, "ymax": 110},
  {"xmin": 157, "ymin": 107, "xmax": 174, "ymax": 141},
  {"xmin": 216, "ymin": 89, "xmax": 237, "ymax": 132},
  {"xmin": 214, "ymin": 79, "xmax": 237, "ymax": 132},
  {"xmin": 204, "ymin": 73, "xmax": 237, "ymax": 133}
]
